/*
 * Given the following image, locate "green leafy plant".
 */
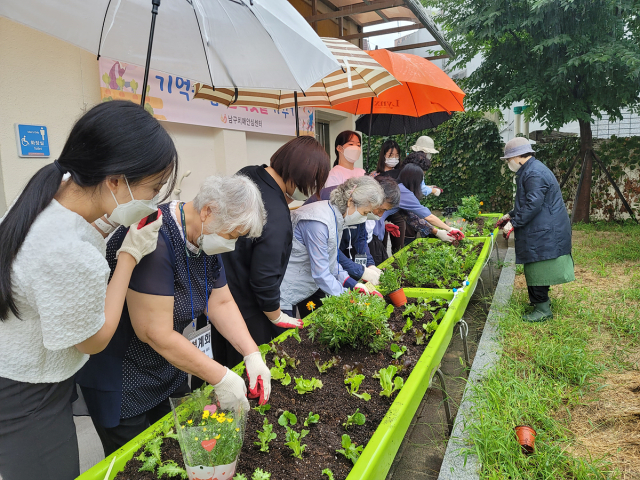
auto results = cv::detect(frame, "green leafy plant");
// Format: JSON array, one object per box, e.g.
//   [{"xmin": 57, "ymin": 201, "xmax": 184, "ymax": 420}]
[
  {"xmin": 272, "ymin": 343, "xmax": 299, "ymax": 369},
  {"xmin": 254, "ymin": 417, "xmax": 277, "ymax": 452},
  {"xmin": 403, "ymin": 303, "xmax": 428, "ymax": 322},
  {"xmin": 456, "ymin": 195, "xmax": 482, "ymax": 222},
  {"xmin": 344, "ymin": 373, "xmax": 371, "ymax": 401},
  {"xmin": 312, "ymin": 351, "xmax": 341, "ymax": 373},
  {"xmin": 343, "ymin": 408, "xmax": 366, "ymax": 430},
  {"xmin": 278, "ymin": 411, "xmax": 308, "ymax": 459},
  {"xmin": 292, "ymin": 328, "xmax": 302, "ymax": 343},
  {"xmin": 390, "ymin": 343, "xmax": 407, "ymax": 360},
  {"xmin": 293, "ymin": 376, "xmax": 323, "ymax": 394},
  {"xmin": 231, "ymin": 362, "xmax": 245, "ymax": 377},
  {"xmin": 414, "ymin": 328, "xmax": 426, "ymax": 345},
  {"xmin": 402, "ymin": 317, "xmax": 413, "ymax": 333},
  {"xmin": 424, "ymin": 321, "xmax": 439, "ymax": 335},
  {"xmin": 308, "ymin": 291, "xmax": 394, "ymax": 353},
  {"xmin": 258, "ymin": 343, "xmax": 272, "ymax": 363},
  {"xmin": 378, "ymin": 267, "xmax": 402, "ymax": 295},
  {"xmin": 336, "ymin": 434, "xmax": 364, "ymax": 465},
  {"xmin": 233, "ymin": 474, "xmax": 247, "ymax": 480},
  {"xmin": 304, "ymin": 411, "xmax": 320, "ymax": 427},
  {"xmin": 322, "ymin": 469, "xmax": 335, "ymax": 480},
  {"xmin": 374, "ymin": 365, "xmax": 404, "ymax": 397},
  {"xmin": 137, "ymin": 437, "xmax": 188, "ymax": 479},
  {"xmin": 253, "ymin": 404, "xmax": 271, "ymax": 415},
  {"xmin": 391, "ymin": 358, "xmax": 413, "ymax": 373},
  {"xmin": 251, "ymin": 468, "xmax": 271, "ymax": 480},
  {"xmin": 270, "ymin": 357, "xmax": 292, "ymax": 386}
]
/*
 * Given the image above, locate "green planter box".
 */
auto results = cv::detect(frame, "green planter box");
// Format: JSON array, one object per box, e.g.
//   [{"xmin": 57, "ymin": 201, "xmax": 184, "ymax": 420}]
[{"xmin": 78, "ymin": 238, "xmax": 491, "ymax": 480}]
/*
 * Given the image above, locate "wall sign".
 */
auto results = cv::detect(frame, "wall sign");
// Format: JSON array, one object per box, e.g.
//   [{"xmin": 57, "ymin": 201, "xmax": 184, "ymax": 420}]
[
  {"xmin": 15, "ymin": 124, "xmax": 50, "ymax": 157},
  {"xmin": 98, "ymin": 57, "xmax": 315, "ymax": 137}
]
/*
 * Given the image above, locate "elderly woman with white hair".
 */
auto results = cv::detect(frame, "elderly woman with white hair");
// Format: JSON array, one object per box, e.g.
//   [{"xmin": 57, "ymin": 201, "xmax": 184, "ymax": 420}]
[
  {"xmin": 280, "ymin": 176, "xmax": 385, "ymax": 318},
  {"xmin": 76, "ymin": 174, "xmax": 271, "ymax": 456}
]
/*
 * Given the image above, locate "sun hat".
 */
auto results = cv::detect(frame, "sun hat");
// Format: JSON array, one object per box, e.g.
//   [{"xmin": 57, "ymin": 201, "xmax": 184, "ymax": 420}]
[
  {"xmin": 501, "ymin": 137, "xmax": 535, "ymax": 159},
  {"xmin": 411, "ymin": 136, "xmax": 439, "ymax": 154}
]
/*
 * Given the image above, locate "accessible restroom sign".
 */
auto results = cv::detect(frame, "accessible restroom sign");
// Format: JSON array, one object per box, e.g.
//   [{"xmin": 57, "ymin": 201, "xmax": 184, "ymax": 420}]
[{"xmin": 15, "ymin": 124, "xmax": 50, "ymax": 157}]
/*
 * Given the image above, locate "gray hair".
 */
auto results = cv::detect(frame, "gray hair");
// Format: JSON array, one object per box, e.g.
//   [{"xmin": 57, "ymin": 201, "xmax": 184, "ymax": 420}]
[
  {"xmin": 329, "ymin": 176, "xmax": 384, "ymax": 214},
  {"xmin": 193, "ymin": 174, "xmax": 266, "ymax": 238},
  {"xmin": 375, "ymin": 176, "xmax": 401, "ymax": 208}
]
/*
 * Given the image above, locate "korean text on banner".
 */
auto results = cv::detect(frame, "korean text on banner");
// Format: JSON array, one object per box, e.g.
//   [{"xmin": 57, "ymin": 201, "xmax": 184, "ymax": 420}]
[{"xmin": 98, "ymin": 58, "xmax": 315, "ymax": 137}]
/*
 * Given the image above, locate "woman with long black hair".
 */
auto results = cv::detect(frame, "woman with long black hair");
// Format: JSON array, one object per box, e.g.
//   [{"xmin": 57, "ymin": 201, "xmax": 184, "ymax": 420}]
[
  {"xmin": 0, "ymin": 101, "xmax": 178, "ymax": 480},
  {"xmin": 370, "ymin": 139, "xmax": 403, "ymax": 179}
]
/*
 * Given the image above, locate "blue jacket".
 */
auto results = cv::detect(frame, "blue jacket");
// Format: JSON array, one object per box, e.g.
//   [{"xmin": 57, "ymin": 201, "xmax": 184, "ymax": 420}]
[{"xmin": 509, "ymin": 157, "xmax": 572, "ymax": 264}]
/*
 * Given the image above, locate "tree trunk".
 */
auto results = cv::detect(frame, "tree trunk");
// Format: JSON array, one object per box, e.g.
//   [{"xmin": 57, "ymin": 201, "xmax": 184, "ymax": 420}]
[{"xmin": 573, "ymin": 119, "xmax": 593, "ymax": 223}]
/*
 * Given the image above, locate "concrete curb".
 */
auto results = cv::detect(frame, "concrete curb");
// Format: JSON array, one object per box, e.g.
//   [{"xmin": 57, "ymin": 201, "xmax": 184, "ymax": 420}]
[{"xmin": 437, "ymin": 247, "xmax": 516, "ymax": 480}]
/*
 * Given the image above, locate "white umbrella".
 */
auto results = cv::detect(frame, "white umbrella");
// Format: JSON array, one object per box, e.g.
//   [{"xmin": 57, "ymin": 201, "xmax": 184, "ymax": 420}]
[{"xmin": 0, "ymin": 0, "xmax": 340, "ymax": 106}]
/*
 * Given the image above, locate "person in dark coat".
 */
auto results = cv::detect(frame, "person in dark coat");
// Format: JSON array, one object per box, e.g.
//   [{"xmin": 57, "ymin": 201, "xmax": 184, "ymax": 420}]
[
  {"xmin": 497, "ymin": 137, "xmax": 574, "ymax": 322},
  {"xmin": 216, "ymin": 137, "xmax": 330, "ymax": 368}
]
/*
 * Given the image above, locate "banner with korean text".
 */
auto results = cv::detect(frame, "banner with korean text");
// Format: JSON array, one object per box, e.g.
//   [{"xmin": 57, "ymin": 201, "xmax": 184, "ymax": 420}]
[{"xmin": 98, "ymin": 58, "xmax": 315, "ymax": 137}]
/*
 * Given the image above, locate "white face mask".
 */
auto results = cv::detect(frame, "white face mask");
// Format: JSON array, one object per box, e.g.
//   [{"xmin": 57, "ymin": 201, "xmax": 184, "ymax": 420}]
[
  {"xmin": 286, "ymin": 187, "xmax": 309, "ymax": 202},
  {"xmin": 367, "ymin": 213, "xmax": 381, "ymax": 221},
  {"xmin": 109, "ymin": 177, "xmax": 159, "ymax": 227},
  {"xmin": 344, "ymin": 207, "xmax": 368, "ymax": 226},
  {"xmin": 342, "ymin": 146, "xmax": 361, "ymax": 164},
  {"xmin": 508, "ymin": 159, "xmax": 522, "ymax": 172},
  {"xmin": 385, "ymin": 157, "xmax": 400, "ymax": 168},
  {"xmin": 199, "ymin": 228, "xmax": 238, "ymax": 255}
]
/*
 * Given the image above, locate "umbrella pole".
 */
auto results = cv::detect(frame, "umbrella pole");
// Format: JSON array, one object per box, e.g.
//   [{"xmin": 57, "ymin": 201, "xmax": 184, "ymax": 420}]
[
  {"xmin": 294, "ymin": 92, "xmax": 300, "ymax": 137},
  {"xmin": 367, "ymin": 97, "xmax": 373, "ymax": 166},
  {"xmin": 141, "ymin": 0, "xmax": 161, "ymax": 108}
]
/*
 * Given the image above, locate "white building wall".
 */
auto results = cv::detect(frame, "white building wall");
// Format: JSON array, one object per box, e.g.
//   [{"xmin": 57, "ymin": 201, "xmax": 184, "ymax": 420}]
[{"xmin": 0, "ymin": 18, "xmax": 355, "ymax": 214}]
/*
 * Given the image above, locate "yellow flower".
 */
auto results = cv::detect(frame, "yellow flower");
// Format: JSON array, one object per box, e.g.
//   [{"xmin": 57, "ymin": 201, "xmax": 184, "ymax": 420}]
[
  {"xmin": 227, "ymin": 419, "xmax": 233, "ymax": 423},
  {"xmin": 217, "ymin": 417, "xmax": 225, "ymax": 423},
  {"xmin": 195, "ymin": 437, "xmax": 198, "ymax": 441},
  {"xmin": 219, "ymin": 412, "xmax": 226, "ymax": 417},
  {"xmin": 306, "ymin": 301, "xmax": 316, "ymax": 311},
  {"xmin": 480, "ymin": 201, "xmax": 484, "ymax": 206},
  {"xmin": 181, "ymin": 425, "xmax": 185, "ymax": 429},
  {"xmin": 187, "ymin": 420, "xmax": 193, "ymax": 425},
  {"xmin": 202, "ymin": 410, "xmax": 210, "ymax": 419},
  {"xmin": 215, "ymin": 434, "xmax": 221, "ymax": 439},
  {"xmin": 203, "ymin": 427, "xmax": 207, "ymax": 431},
  {"xmin": 235, "ymin": 428, "xmax": 240, "ymax": 432}
]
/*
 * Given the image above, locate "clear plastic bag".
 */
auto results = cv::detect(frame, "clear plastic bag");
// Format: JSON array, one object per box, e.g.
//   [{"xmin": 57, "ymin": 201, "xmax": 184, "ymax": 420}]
[{"xmin": 170, "ymin": 386, "xmax": 248, "ymax": 480}]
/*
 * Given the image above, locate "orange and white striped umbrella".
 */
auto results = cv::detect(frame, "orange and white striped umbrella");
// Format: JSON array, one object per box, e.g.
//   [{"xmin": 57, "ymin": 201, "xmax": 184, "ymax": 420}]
[{"xmin": 192, "ymin": 38, "xmax": 400, "ymax": 109}]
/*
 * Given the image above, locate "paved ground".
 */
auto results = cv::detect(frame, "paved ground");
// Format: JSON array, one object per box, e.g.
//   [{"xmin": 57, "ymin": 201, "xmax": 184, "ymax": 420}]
[{"xmin": 387, "ymin": 236, "xmax": 511, "ymax": 480}]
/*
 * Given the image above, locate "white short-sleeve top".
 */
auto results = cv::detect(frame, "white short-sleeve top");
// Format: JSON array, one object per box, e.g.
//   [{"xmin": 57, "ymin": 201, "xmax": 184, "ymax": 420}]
[{"xmin": 0, "ymin": 200, "xmax": 109, "ymax": 383}]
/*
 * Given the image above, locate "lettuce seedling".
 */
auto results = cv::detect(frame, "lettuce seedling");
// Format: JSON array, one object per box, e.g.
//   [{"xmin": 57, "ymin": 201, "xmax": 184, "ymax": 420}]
[
  {"xmin": 312, "ymin": 352, "xmax": 341, "ymax": 373},
  {"xmin": 270, "ymin": 357, "xmax": 292, "ymax": 386},
  {"xmin": 391, "ymin": 358, "xmax": 412, "ymax": 373},
  {"xmin": 253, "ymin": 404, "xmax": 271, "ymax": 415},
  {"xmin": 279, "ymin": 411, "xmax": 308, "ymax": 458},
  {"xmin": 390, "ymin": 343, "xmax": 407, "ymax": 360},
  {"xmin": 258, "ymin": 343, "xmax": 272, "ymax": 363},
  {"xmin": 291, "ymin": 328, "xmax": 302, "ymax": 343},
  {"xmin": 278, "ymin": 411, "xmax": 297, "ymax": 427},
  {"xmin": 304, "ymin": 411, "xmax": 320, "ymax": 427},
  {"xmin": 423, "ymin": 320, "xmax": 438, "ymax": 335},
  {"xmin": 402, "ymin": 317, "xmax": 413, "ymax": 334},
  {"xmin": 322, "ymin": 469, "xmax": 335, "ymax": 480},
  {"xmin": 374, "ymin": 365, "xmax": 404, "ymax": 397},
  {"xmin": 343, "ymin": 408, "xmax": 366, "ymax": 430},
  {"xmin": 273, "ymin": 344, "xmax": 299, "ymax": 369},
  {"xmin": 254, "ymin": 417, "xmax": 277, "ymax": 452},
  {"xmin": 344, "ymin": 374, "xmax": 371, "ymax": 401},
  {"xmin": 392, "ymin": 331, "xmax": 404, "ymax": 343},
  {"xmin": 336, "ymin": 434, "xmax": 363, "ymax": 465},
  {"xmin": 293, "ymin": 377, "xmax": 323, "ymax": 394},
  {"xmin": 233, "ymin": 474, "xmax": 248, "ymax": 480},
  {"xmin": 252, "ymin": 468, "xmax": 271, "ymax": 480},
  {"xmin": 414, "ymin": 328, "xmax": 425, "ymax": 345}
]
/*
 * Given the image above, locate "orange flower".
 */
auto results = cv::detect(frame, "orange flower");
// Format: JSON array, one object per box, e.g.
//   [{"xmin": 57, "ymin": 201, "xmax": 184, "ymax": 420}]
[
  {"xmin": 480, "ymin": 201, "xmax": 484, "ymax": 206},
  {"xmin": 306, "ymin": 301, "xmax": 316, "ymax": 311}
]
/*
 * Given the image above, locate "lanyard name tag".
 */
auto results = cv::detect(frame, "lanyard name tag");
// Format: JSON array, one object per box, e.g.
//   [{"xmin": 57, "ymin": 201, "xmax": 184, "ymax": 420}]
[
  {"xmin": 354, "ymin": 254, "xmax": 368, "ymax": 266},
  {"xmin": 186, "ymin": 323, "xmax": 213, "ymax": 360}
]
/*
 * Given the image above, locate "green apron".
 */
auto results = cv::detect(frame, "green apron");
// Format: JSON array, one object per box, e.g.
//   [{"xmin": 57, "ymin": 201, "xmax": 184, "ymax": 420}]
[{"xmin": 524, "ymin": 254, "xmax": 575, "ymax": 287}]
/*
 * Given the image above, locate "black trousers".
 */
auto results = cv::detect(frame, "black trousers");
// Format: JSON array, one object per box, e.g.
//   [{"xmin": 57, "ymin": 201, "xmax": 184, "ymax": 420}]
[
  {"xmin": 0, "ymin": 376, "xmax": 79, "ymax": 480},
  {"xmin": 90, "ymin": 381, "xmax": 191, "ymax": 457},
  {"xmin": 528, "ymin": 285, "xmax": 550, "ymax": 304},
  {"xmin": 384, "ymin": 211, "xmax": 406, "ymax": 254},
  {"xmin": 296, "ymin": 289, "xmax": 326, "ymax": 319},
  {"xmin": 368, "ymin": 237, "xmax": 389, "ymax": 266}
]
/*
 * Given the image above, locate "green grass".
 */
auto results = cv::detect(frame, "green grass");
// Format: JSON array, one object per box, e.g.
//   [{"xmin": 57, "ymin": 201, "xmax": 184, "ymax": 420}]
[{"xmin": 462, "ymin": 222, "xmax": 640, "ymax": 479}]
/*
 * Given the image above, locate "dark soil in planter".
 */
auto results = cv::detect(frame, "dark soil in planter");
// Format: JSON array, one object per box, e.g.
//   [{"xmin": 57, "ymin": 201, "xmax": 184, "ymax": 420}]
[
  {"xmin": 115, "ymin": 437, "xmax": 183, "ymax": 480},
  {"xmin": 115, "ymin": 299, "xmax": 446, "ymax": 480}
]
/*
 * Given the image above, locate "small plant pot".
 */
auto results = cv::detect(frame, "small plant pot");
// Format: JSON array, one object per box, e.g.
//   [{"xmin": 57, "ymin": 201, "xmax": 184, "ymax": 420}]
[
  {"xmin": 388, "ymin": 288, "xmax": 407, "ymax": 307},
  {"xmin": 515, "ymin": 425, "xmax": 536, "ymax": 454}
]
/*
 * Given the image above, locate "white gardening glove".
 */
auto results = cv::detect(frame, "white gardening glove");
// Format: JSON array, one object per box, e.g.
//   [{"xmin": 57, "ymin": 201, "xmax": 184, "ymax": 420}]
[
  {"xmin": 213, "ymin": 368, "xmax": 250, "ymax": 412},
  {"xmin": 360, "ymin": 266, "xmax": 381, "ymax": 285},
  {"xmin": 354, "ymin": 282, "xmax": 383, "ymax": 298},
  {"xmin": 369, "ymin": 265, "xmax": 382, "ymax": 274},
  {"xmin": 496, "ymin": 213, "xmax": 511, "ymax": 229},
  {"xmin": 116, "ymin": 210, "xmax": 163, "ymax": 264},
  {"xmin": 430, "ymin": 186, "xmax": 442, "ymax": 197},
  {"xmin": 244, "ymin": 351, "xmax": 272, "ymax": 405},
  {"xmin": 502, "ymin": 221, "xmax": 514, "ymax": 239},
  {"xmin": 270, "ymin": 311, "xmax": 303, "ymax": 329},
  {"xmin": 435, "ymin": 229, "xmax": 454, "ymax": 243}
]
